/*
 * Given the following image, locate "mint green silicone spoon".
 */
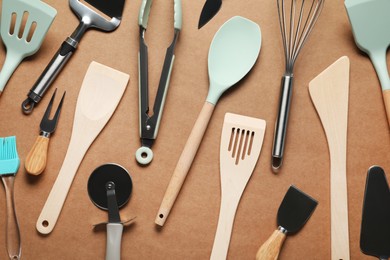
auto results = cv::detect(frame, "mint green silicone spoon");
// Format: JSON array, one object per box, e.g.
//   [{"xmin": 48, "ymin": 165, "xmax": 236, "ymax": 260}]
[
  {"xmin": 0, "ymin": 0, "xmax": 57, "ymax": 96},
  {"xmin": 155, "ymin": 16, "xmax": 261, "ymax": 226}
]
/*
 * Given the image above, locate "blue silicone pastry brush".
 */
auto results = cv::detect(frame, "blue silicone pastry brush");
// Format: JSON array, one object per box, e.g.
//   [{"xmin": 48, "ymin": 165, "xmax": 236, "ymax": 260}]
[{"xmin": 0, "ymin": 136, "xmax": 21, "ymax": 260}]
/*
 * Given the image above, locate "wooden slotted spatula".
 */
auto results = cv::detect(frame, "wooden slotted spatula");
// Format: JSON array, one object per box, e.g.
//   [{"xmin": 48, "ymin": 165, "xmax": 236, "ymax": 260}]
[
  {"xmin": 210, "ymin": 113, "xmax": 266, "ymax": 260},
  {"xmin": 309, "ymin": 56, "xmax": 350, "ymax": 260},
  {"xmin": 36, "ymin": 61, "xmax": 129, "ymax": 235}
]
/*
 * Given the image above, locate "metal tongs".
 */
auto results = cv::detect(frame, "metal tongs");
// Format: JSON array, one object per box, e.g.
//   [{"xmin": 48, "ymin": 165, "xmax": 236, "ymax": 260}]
[{"xmin": 135, "ymin": 0, "xmax": 182, "ymax": 165}]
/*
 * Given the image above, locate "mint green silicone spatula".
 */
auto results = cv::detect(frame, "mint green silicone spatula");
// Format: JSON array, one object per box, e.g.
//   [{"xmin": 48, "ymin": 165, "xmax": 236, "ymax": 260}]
[
  {"xmin": 345, "ymin": 0, "xmax": 390, "ymax": 126},
  {"xmin": 0, "ymin": 0, "xmax": 57, "ymax": 96},
  {"xmin": 155, "ymin": 16, "xmax": 261, "ymax": 226}
]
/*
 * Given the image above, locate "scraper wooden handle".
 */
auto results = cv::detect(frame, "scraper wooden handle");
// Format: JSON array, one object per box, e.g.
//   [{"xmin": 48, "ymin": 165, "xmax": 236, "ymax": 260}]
[
  {"xmin": 155, "ymin": 102, "xmax": 215, "ymax": 226},
  {"xmin": 25, "ymin": 135, "xmax": 50, "ymax": 175},
  {"xmin": 256, "ymin": 229, "xmax": 286, "ymax": 260}
]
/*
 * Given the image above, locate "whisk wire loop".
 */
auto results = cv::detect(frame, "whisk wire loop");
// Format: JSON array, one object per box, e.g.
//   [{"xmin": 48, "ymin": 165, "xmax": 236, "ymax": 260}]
[{"xmin": 277, "ymin": 0, "xmax": 324, "ymax": 73}]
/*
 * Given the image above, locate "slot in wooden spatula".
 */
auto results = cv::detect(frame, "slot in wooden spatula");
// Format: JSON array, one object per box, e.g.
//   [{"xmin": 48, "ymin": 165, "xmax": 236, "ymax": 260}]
[
  {"xmin": 210, "ymin": 113, "xmax": 266, "ymax": 260},
  {"xmin": 309, "ymin": 56, "xmax": 350, "ymax": 260}
]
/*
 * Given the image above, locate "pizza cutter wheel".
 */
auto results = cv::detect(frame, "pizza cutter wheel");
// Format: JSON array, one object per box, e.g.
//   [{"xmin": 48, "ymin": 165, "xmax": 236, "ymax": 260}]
[{"xmin": 87, "ymin": 163, "xmax": 133, "ymax": 260}]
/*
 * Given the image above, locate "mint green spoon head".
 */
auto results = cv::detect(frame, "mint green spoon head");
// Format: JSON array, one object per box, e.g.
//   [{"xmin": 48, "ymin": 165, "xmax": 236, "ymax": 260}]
[{"xmin": 206, "ymin": 16, "xmax": 262, "ymax": 104}]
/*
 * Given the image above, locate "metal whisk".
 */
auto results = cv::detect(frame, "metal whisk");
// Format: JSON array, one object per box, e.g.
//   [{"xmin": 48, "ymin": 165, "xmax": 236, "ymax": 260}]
[{"xmin": 271, "ymin": 0, "xmax": 324, "ymax": 172}]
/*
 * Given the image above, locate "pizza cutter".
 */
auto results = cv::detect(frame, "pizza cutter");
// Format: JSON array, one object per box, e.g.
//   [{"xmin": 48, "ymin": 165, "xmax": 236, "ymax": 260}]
[{"xmin": 87, "ymin": 164, "xmax": 133, "ymax": 260}]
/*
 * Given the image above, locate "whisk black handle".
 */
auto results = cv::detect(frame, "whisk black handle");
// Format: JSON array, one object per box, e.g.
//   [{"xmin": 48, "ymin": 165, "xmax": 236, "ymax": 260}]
[{"xmin": 272, "ymin": 74, "xmax": 293, "ymax": 172}]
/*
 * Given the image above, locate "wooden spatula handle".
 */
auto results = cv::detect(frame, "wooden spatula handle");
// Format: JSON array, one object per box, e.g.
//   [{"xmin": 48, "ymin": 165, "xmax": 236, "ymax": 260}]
[
  {"xmin": 25, "ymin": 135, "xmax": 50, "ymax": 175},
  {"xmin": 210, "ymin": 194, "xmax": 241, "ymax": 260},
  {"xmin": 256, "ymin": 229, "xmax": 286, "ymax": 260},
  {"xmin": 330, "ymin": 157, "xmax": 350, "ymax": 260},
  {"xmin": 155, "ymin": 101, "xmax": 215, "ymax": 226},
  {"xmin": 36, "ymin": 139, "xmax": 88, "ymax": 234},
  {"xmin": 382, "ymin": 90, "xmax": 390, "ymax": 126}
]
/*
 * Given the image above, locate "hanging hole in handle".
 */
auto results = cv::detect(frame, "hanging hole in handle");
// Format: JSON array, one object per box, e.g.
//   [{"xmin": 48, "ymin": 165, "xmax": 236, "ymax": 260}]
[
  {"xmin": 135, "ymin": 146, "xmax": 153, "ymax": 165},
  {"xmin": 42, "ymin": 220, "xmax": 49, "ymax": 227},
  {"xmin": 271, "ymin": 156, "xmax": 283, "ymax": 173},
  {"xmin": 21, "ymin": 98, "xmax": 35, "ymax": 115},
  {"xmin": 159, "ymin": 214, "xmax": 164, "ymax": 219}
]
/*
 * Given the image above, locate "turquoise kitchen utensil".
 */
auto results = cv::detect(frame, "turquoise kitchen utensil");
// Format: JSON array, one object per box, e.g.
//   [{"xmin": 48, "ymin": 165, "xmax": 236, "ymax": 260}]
[
  {"xmin": 345, "ymin": 0, "xmax": 390, "ymax": 126},
  {"xmin": 0, "ymin": 0, "xmax": 57, "ymax": 96},
  {"xmin": 155, "ymin": 16, "xmax": 262, "ymax": 227},
  {"xmin": 0, "ymin": 136, "xmax": 21, "ymax": 260},
  {"xmin": 136, "ymin": 0, "xmax": 182, "ymax": 165}
]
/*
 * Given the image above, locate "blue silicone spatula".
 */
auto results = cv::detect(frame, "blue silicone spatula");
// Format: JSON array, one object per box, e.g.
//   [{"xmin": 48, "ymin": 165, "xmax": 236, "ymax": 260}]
[
  {"xmin": 345, "ymin": 0, "xmax": 390, "ymax": 125},
  {"xmin": 0, "ymin": 0, "xmax": 56, "ymax": 96}
]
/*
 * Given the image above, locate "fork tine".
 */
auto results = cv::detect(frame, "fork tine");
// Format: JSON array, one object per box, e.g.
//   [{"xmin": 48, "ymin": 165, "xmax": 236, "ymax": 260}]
[
  {"xmin": 41, "ymin": 89, "xmax": 56, "ymax": 123},
  {"xmin": 40, "ymin": 89, "xmax": 65, "ymax": 134},
  {"xmin": 51, "ymin": 91, "xmax": 66, "ymax": 125}
]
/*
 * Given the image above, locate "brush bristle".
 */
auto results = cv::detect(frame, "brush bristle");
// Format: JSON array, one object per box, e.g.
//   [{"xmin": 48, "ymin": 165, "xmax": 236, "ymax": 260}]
[{"xmin": 0, "ymin": 136, "xmax": 20, "ymax": 175}]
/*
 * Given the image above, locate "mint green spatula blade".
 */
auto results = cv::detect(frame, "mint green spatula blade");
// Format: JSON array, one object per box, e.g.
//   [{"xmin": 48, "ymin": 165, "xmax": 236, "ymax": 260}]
[
  {"xmin": 345, "ymin": 0, "xmax": 390, "ymax": 90},
  {"xmin": 0, "ymin": 0, "xmax": 57, "ymax": 94},
  {"xmin": 345, "ymin": 0, "xmax": 390, "ymax": 126},
  {"xmin": 206, "ymin": 16, "xmax": 261, "ymax": 104}
]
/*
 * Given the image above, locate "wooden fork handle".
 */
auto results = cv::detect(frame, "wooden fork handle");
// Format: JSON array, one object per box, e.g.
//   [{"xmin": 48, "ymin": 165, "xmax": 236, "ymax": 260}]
[
  {"xmin": 155, "ymin": 102, "xmax": 215, "ymax": 226},
  {"xmin": 25, "ymin": 135, "xmax": 50, "ymax": 175},
  {"xmin": 256, "ymin": 229, "xmax": 286, "ymax": 260}
]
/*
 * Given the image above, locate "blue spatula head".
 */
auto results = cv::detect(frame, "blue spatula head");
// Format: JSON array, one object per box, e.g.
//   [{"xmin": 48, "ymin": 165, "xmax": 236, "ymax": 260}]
[
  {"xmin": 345, "ymin": 0, "xmax": 390, "ymax": 90},
  {"xmin": 1, "ymin": 0, "xmax": 57, "ymax": 57},
  {"xmin": 345, "ymin": 0, "xmax": 390, "ymax": 54}
]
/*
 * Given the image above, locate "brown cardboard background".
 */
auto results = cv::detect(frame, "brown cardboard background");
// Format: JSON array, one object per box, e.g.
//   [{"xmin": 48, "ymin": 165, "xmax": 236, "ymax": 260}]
[{"xmin": 0, "ymin": 0, "xmax": 386, "ymax": 259}]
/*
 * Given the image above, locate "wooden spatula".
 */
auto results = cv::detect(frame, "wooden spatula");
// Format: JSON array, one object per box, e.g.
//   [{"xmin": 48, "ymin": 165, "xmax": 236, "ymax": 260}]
[
  {"xmin": 36, "ymin": 61, "xmax": 129, "ymax": 235},
  {"xmin": 309, "ymin": 56, "xmax": 350, "ymax": 260},
  {"xmin": 210, "ymin": 113, "xmax": 266, "ymax": 260}
]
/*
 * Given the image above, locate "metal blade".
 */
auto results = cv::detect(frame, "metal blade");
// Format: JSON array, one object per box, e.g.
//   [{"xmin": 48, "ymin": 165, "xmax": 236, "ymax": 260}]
[
  {"xmin": 361, "ymin": 166, "xmax": 390, "ymax": 259},
  {"xmin": 277, "ymin": 186, "xmax": 318, "ymax": 234},
  {"xmin": 84, "ymin": 0, "xmax": 125, "ymax": 19},
  {"xmin": 106, "ymin": 182, "xmax": 121, "ymax": 223},
  {"xmin": 198, "ymin": 0, "xmax": 222, "ymax": 29},
  {"xmin": 87, "ymin": 164, "xmax": 133, "ymax": 223}
]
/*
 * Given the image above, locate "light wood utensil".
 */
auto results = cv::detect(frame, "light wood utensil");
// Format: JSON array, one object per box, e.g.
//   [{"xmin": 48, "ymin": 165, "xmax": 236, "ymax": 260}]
[
  {"xmin": 36, "ymin": 61, "xmax": 129, "ymax": 235},
  {"xmin": 155, "ymin": 16, "xmax": 262, "ymax": 227},
  {"xmin": 210, "ymin": 113, "xmax": 266, "ymax": 260},
  {"xmin": 309, "ymin": 56, "xmax": 350, "ymax": 260}
]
